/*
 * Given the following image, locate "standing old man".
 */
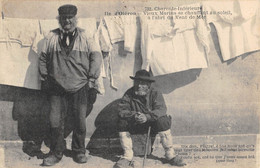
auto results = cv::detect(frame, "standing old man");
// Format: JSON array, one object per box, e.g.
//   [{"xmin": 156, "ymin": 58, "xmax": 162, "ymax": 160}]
[
  {"xmin": 39, "ymin": 4, "xmax": 102, "ymax": 166},
  {"xmin": 114, "ymin": 70, "xmax": 186, "ymax": 168}
]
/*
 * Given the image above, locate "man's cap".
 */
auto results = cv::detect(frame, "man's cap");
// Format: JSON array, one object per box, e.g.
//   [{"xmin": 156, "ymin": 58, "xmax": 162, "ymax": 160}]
[
  {"xmin": 130, "ymin": 70, "xmax": 155, "ymax": 82},
  {"xmin": 58, "ymin": 4, "xmax": 77, "ymax": 16}
]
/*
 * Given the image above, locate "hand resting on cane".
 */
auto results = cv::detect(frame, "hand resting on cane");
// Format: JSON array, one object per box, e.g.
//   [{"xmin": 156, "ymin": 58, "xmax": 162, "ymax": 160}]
[{"xmin": 135, "ymin": 112, "xmax": 147, "ymax": 124}]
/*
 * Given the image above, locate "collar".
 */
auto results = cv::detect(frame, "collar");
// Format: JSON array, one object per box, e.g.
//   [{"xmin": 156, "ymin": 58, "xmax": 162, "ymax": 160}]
[
  {"xmin": 60, "ymin": 28, "xmax": 77, "ymax": 39},
  {"xmin": 59, "ymin": 26, "xmax": 76, "ymax": 33}
]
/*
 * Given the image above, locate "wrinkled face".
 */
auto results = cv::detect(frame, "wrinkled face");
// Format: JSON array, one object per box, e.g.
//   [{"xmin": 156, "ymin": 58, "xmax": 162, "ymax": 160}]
[
  {"xmin": 134, "ymin": 80, "xmax": 152, "ymax": 96},
  {"xmin": 59, "ymin": 15, "xmax": 77, "ymax": 32}
]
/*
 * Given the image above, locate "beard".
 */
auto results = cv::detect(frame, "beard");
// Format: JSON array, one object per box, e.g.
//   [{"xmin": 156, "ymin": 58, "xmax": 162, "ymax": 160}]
[
  {"xmin": 59, "ymin": 17, "xmax": 77, "ymax": 32},
  {"xmin": 135, "ymin": 85, "xmax": 150, "ymax": 96}
]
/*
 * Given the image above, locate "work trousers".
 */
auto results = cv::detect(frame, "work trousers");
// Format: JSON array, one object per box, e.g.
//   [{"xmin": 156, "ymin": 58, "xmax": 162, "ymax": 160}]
[{"xmin": 44, "ymin": 79, "xmax": 89, "ymax": 158}]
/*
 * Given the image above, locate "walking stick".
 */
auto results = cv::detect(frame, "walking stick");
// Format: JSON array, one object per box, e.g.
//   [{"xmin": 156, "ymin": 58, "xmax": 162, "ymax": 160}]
[{"xmin": 142, "ymin": 126, "xmax": 151, "ymax": 168}]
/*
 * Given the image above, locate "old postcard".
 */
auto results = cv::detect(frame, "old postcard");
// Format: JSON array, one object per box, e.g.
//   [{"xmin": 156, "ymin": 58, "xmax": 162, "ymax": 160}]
[{"xmin": 0, "ymin": 0, "xmax": 259, "ymax": 168}]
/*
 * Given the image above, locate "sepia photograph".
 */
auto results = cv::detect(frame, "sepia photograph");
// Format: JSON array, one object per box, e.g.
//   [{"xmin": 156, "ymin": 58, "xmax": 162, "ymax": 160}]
[{"xmin": 0, "ymin": 0, "xmax": 259, "ymax": 168}]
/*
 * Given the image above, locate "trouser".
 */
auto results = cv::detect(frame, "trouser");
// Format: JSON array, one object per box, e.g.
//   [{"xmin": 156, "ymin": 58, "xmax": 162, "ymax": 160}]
[
  {"xmin": 44, "ymin": 80, "xmax": 89, "ymax": 158},
  {"xmin": 118, "ymin": 115, "xmax": 176, "ymax": 160},
  {"xmin": 64, "ymin": 88, "xmax": 98, "ymax": 139}
]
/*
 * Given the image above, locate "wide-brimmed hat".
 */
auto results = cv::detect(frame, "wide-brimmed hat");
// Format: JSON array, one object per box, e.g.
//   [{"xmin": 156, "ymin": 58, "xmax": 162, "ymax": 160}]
[
  {"xmin": 130, "ymin": 70, "xmax": 155, "ymax": 82},
  {"xmin": 58, "ymin": 4, "xmax": 77, "ymax": 17}
]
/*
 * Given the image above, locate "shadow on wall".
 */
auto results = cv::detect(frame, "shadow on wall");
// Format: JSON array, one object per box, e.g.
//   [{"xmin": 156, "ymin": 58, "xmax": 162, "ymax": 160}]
[
  {"xmin": 0, "ymin": 84, "xmax": 99, "ymax": 158},
  {"xmin": 87, "ymin": 99, "xmax": 126, "ymax": 161},
  {"xmin": 86, "ymin": 99, "xmax": 158, "ymax": 161},
  {"xmin": 0, "ymin": 84, "xmax": 51, "ymax": 158},
  {"xmin": 152, "ymin": 69, "xmax": 202, "ymax": 94}
]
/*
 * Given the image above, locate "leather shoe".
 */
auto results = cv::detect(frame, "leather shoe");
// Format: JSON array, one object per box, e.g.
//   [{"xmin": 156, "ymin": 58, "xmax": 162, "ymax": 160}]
[
  {"xmin": 168, "ymin": 155, "xmax": 186, "ymax": 167},
  {"xmin": 73, "ymin": 153, "xmax": 88, "ymax": 164},
  {"xmin": 42, "ymin": 154, "xmax": 61, "ymax": 166},
  {"xmin": 113, "ymin": 158, "xmax": 134, "ymax": 168}
]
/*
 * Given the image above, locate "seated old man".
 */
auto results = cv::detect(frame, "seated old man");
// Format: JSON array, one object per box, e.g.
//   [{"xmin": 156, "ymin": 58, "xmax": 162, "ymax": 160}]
[{"xmin": 114, "ymin": 69, "xmax": 186, "ymax": 168}]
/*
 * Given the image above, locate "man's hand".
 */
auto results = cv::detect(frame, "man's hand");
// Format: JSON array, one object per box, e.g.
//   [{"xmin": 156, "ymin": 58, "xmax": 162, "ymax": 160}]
[
  {"xmin": 88, "ymin": 78, "xmax": 95, "ymax": 89},
  {"xmin": 134, "ymin": 112, "xmax": 147, "ymax": 124}
]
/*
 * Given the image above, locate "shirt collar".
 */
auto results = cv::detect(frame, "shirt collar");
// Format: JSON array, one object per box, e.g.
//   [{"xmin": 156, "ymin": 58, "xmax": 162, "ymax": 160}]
[{"xmin": 60, "ymin": 28, "xmax": 77, "ymax": 39}]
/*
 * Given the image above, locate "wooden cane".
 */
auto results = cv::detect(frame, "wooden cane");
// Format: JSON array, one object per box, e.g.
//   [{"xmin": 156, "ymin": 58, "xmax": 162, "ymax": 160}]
[{"xmin": 142, "ymin": 126, "xmax": 151, "ymax": 168}]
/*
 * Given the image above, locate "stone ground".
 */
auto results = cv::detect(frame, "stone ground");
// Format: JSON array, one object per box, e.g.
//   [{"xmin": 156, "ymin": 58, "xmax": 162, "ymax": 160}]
[{"xmin": 0, "ymin": 134, "xmax": 258, "ymax": 168}]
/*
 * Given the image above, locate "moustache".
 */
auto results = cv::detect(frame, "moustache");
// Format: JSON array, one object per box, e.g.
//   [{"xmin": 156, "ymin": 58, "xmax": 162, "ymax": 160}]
[
  {"xmin": 64, "ymin": 21, "xmax": 71, "ymax": 25},
  {"xmin": 135, "ymin": 86, "xmax": 149, "ymax": 96}
]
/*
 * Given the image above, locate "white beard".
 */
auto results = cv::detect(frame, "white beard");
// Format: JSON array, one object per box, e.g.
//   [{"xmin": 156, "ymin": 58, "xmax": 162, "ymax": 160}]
[{"xmin": 135, "ymin": 86, "xmax": 149, "ymax": 96}]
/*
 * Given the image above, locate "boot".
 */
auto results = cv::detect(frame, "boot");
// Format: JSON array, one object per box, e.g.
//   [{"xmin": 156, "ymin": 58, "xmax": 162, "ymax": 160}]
[
  {"xmin": 42, "ymin": 127, "xmax": 64, "ymax": 166},
  {"xmin": 119, "ymin": 132, "xmax": 134, "ymax": 160},
  {"xmin": 113, "ymin": 158, "xmax": 134, "ymax": 168},
  {"xmin": 22, "ymin": 141, "xmax": 43, "ymax": 157},
  {"xmin": 42, "ymin": 152, "xmax": 62, "ymax": 166},
  {"xmin": 73, "ymin": 153, "xmax": 88, "ymax": 164},
  {"xmin": 168, "ymin": 155, "xmax": 186, "ymax": 167},
  {"xmin": 113, "ymin": 132, "xmax": 134, "ymax": 168},
  {"xmin": 158, "ymin": 129, "xmax": 186, "ymax": 167}
]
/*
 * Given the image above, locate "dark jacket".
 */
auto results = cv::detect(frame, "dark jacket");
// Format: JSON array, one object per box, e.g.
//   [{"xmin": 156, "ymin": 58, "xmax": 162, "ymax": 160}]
[{"xmin": 118, "ymin": 86, "xmax": 167, "ymax": 122}]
